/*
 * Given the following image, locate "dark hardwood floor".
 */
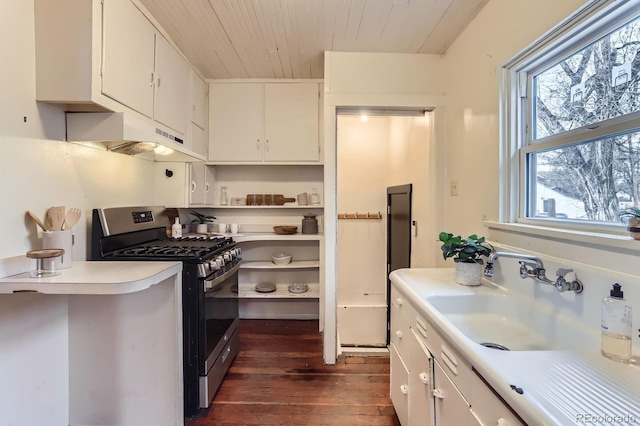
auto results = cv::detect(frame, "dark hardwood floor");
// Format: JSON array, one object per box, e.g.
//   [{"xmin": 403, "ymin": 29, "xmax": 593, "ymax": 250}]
[{"xmin": 186, "ymin": 319, "xmax": 400, "ymax": 426}]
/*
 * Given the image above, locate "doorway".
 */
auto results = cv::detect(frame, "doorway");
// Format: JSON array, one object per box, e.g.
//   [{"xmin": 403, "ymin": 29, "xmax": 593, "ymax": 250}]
[{"xmin": 336, "ymin": 111, "xmax": 426, "ymax": 351}]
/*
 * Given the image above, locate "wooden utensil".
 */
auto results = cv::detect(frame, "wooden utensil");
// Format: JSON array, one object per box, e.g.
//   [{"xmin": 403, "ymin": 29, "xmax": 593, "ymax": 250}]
[
  {"xmin": 246, "ymin": 194, "xmax": 296, "ymax": 205},
  {"xmin": 63, "ymin": 208, "xmax": 81, "ymax": 230},
  {"xmin": 27, "ymin": 210, "xmax": 48, "ymax": 231},
  {"xmin": 46, "ymin": 206, "xmax": 66, "ymax": 231}
]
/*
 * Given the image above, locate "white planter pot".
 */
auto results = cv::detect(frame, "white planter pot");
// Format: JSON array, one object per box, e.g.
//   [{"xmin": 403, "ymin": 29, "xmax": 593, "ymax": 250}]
[
  {"xmin": 195, "ymin": 223, "xmax": 209, "ymax": 234},
  {"xmin": 455, "ymin": 262, "xmax": 483, "ymax": 286}
]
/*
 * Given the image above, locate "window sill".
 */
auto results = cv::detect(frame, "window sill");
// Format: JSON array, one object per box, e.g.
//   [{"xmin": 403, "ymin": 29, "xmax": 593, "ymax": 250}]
[{"xmin": 484, "ymin": 220, "xmax": 640, "ymax": 255}]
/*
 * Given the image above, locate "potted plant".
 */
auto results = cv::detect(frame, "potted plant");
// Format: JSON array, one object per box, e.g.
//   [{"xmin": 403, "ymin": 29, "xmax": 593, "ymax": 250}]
[
  {"xmin": 619, "ymin": 207, "xmax": 640, "ymax": 240},
  {"xmin": 190, "ymin": 211, "xmax": 216, "ymax": 234},
  {"xmin": 439, "ymin": 232, "xmax": 493, "ymax": 286}
]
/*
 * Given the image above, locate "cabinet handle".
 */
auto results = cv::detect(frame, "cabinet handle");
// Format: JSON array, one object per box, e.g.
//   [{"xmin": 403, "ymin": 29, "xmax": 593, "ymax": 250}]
[
  {"xmin": 205, "ymin": 182, "xmax": 209, "ymax": 193},
  {"xmin": 191, "ymin": 181, "xmax": 196, "ymax": 193},
  {"xmin": 156, "ymin": 76, "xmax": 161, "ymax": 88},
  {"xmin": 256, "ymin": 139, "xmax": 260, "ymax": 151},
  {"xmin": 419, "ymin": 372, "xmax": 429, "ymax": 385},
  {"xmin": 396, "ymin": 298, "xmax": 403, "ymax": 307},
  {"xmin": 150, "ymin": 72, "xmax": 154, "ymax": 86},
  {"xmin": 395, "ymin": 330, "xmax": 403, "ymax": 339},
  {"xmin": 432, "ymin": 388, "xmax": 445, "ymax": 399},
  {"xmin": 266, "ymin": 139, "xmax": 270, "ymax": 151},
  {"xmin": 400, "ymin": 385, "xmax": 408, "ymax": 395},
  {"xmin": 497, "ymin": 419, "xmax": 511, "ymax": 426}
]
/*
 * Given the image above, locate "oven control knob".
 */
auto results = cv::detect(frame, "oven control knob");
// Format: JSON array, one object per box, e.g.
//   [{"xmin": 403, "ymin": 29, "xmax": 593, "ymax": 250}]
[
  {"xmin": 224, "ymin": 252, "xmax": 232, "ymax": 262},
  {"xmin": 216, "ymin": 256, "xmax": 225, "ymax": 267},
  {"xmin": 209, "ymin": 260, "xmax": 219, "ymax": 271}
]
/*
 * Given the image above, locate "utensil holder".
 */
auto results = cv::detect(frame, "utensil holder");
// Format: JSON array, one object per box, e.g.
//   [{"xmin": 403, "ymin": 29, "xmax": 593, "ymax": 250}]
[{"xmin": 42, "ymin": 230, "xmax": 73, "ymax": 269}]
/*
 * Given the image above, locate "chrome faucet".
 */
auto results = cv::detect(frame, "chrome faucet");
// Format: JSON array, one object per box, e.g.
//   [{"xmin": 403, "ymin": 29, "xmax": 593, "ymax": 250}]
[{"xmin": 484, "ymin": 252, "xmax": 583, "ymax": 293}]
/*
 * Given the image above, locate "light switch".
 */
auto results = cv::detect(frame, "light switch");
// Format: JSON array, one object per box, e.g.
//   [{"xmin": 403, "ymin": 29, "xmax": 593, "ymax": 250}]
[{"xmin": 450, "ymin": 179, "xmax": 459, "ymax": 196}]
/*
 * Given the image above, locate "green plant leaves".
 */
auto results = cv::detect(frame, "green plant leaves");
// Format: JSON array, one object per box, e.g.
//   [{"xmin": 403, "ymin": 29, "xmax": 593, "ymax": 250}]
[{"xmin": 438, "ymin": 231, "xmax": 493, "ymax": 264}]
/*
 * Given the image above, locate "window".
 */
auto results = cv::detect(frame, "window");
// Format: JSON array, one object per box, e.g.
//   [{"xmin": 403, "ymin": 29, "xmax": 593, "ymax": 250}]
[{"xmin": 504, "ymin": 1, "xmax": 640, "ymax": 230}]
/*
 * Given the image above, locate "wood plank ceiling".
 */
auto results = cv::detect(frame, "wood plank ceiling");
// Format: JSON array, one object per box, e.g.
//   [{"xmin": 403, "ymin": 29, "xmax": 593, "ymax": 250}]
[{"xmin": 138, "ymin": 0, "xmax": 489, "ymax": 79}]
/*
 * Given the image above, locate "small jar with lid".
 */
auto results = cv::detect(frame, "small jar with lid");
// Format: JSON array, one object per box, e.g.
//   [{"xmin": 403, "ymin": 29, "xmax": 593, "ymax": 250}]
[
  {"xmin": 27, "ymin": 248, "xmax": 64, "ymax": 278},
  {"xmin": 302, "ymin": 213, "xmax": 318, "ymax": 234}
]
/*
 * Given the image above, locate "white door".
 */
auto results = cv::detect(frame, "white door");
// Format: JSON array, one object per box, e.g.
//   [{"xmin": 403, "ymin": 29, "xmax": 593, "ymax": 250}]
[
  {"xmin": 209, "ymin": 83, "xmax": 263, "ymax": 162},
  {"xmin": 102, "ymin": 0, "xmax": 155, "ymax": 118},
  {"xmin": 154, "ymin": 35, "xmax": 190, "ymax": 136},
  {"xmin": 264, "ymin": 83, "xmax": 319, "ymax": 162}
]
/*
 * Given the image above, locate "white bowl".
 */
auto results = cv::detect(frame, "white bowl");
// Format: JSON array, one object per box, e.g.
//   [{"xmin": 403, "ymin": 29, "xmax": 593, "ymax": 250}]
[{"xmin": 272, "ymin": 253, "xmax": 292, "ymax": 265}]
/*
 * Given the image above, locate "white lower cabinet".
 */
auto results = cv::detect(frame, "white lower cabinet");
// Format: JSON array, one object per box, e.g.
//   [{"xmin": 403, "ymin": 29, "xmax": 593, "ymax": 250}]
[
  {"xmin": 390, "ymin": 284, "xmax": 525, "ymax": 426},
  {"xmin": 433, "ymin": 361, "xmax": 474, "ymax": 426},
  {"xmin": 409, "ymin": 330, "xmax": 434, "ymax": 425},
  {"xmin": 470, "ymin": 373, "xmax": 524, "ymax": 426},
  {"xmin": 390, "ymin": 343, "xmax": 410, "ymax": 426}
]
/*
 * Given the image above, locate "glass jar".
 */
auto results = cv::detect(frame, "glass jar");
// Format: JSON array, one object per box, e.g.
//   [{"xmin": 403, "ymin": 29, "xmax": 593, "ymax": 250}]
[
  {"xmin": 220, "ymin": 186, "xmax": 228, "ymax": 206},
  {"xmin": 310, "ymin": 188, "xmax": 320, "ymax": 206}
]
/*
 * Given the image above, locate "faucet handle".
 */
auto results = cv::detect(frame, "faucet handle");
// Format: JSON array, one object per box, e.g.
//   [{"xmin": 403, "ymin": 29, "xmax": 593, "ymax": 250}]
[{"xmin": 556, "ymin": 268, "xmax": 573, "ymax": 277}]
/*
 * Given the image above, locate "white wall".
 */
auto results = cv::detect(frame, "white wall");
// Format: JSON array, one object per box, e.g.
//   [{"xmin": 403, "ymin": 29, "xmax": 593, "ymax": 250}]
[
  {"xmin": 438, "ymin": 0, "xmax": 586, "ymax": 250},
  {"xmin": 0, "ymin": 0, "xmax": 158, "ymax": 262},
  {"xmin": 324, "ymin": 51, "xmax": 445, "ymax": 362}
]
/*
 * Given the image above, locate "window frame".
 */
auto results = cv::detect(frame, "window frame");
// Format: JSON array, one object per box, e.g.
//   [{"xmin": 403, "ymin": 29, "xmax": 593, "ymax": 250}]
[{"xmin": 501, "ymin": 0, "xmax": 640, "ymax": 234}]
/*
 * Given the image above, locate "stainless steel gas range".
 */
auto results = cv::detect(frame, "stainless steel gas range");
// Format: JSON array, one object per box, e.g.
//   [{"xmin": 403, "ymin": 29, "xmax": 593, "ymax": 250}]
[{"xmin": 90, "ymin": 206, "xmax": 241, "ymax": 416}]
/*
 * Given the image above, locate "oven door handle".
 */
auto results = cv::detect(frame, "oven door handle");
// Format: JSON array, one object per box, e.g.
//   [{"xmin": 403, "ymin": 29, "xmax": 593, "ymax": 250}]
[{"xmin": 204, "ymin": 261, "xmax": 241, "ymax": 293}]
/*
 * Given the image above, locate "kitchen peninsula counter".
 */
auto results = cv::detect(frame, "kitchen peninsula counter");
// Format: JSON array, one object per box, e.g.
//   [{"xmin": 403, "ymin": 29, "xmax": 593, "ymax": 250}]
[{"xmin": 0, "ymin": 261, "xmax": 184, "ymax": 426}]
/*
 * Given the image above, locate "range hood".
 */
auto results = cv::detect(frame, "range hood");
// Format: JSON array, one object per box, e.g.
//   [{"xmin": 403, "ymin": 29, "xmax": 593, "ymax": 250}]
[{"xmin": 66, "ymin": 112, "xmax": 205, "ymax": 162}]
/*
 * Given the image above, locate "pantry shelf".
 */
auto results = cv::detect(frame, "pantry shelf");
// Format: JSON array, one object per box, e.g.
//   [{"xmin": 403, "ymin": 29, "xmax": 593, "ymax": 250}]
[
  {"xmin": 240, "ymin": 260, "xmax": 320, "ymax": 270},
  {"xmin": 238, "ymin": 282, "xmax": 319, "ymax": 299}
]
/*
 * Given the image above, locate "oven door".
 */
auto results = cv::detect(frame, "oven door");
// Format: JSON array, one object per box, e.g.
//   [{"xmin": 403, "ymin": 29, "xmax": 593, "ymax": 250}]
[{"xmin": 199, "ymin": 262, "xmax": 240, "ymax": 376}]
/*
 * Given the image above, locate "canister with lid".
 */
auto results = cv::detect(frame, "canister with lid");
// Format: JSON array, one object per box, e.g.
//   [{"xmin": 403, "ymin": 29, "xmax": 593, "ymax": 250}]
[{"xmin": 302, "ymin": 213, "xmax": 318, "ymax": 234}]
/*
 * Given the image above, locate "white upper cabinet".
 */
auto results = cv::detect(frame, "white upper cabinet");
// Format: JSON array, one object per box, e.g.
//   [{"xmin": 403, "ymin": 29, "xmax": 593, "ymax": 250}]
[
  {"xmin": 154, "ymin": 35, "xmax": 190, "ymax": 136},
  {"xmin": 263, "ymin": 84, "xmax": 319, "ymax": 162},
  {"xmin": 190, "ymin": 70, "xmax": 208, "ymax": 130},
  {"xmin": 102, "ymin": 0, "xmax": 155, "ymax": 119},
  {"xmin": 188, "ymin": 70, "xmax": 208, "ymax": 157},
  {"xmin": 209, "ymin": 82, "xmax": 320, "ymax": 163},
  {"xmin": 209, "ymin": 83, "xmax": 264, "ymax": 162},
  {"xmin": 35, "ymin": 0, "xmax": 192, "ymax": 139}
]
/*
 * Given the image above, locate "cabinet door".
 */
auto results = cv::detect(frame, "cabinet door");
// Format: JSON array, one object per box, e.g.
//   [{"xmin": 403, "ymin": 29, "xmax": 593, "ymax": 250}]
[
  {"xmin": 409, "ymin": 331, "xmax": 434, "ymax": 426},
  {"xmin": 433, "ymin": 361, "xmax": 473, "ymax": 426},
  {"xmin": 390, "ymin": 344, "xmax": 409, "ymax": 426},
  {"xmin": 209, "ymin": 83, "xmax": 263, "ymax": 162},
  {"xmin": 190, "ymin": 122, "xmax": 207, "ymax": 157},
  {"xmin": 102, "ymin": 0, "xmax": 155, "ymax": 118},
  {"xmin": 154, "ymin": 35, "xmax": 190, "ymax": 136},
  {"xmin": 189, "ymin": 163, "xmax": 214, "ymax": 206},
  {"xmin": 191, "ymin": 71, "xmax": 207, "ymax": 129},
  {"xmin": 264, "ymin": 83, "xmax": 319, "ymax": 162}
]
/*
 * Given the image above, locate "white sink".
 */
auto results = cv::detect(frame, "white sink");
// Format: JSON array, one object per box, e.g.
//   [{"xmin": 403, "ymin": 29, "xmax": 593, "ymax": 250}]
[{"xmin": 426, "ymin": 292, "xmax": 599, "ymax": 351}]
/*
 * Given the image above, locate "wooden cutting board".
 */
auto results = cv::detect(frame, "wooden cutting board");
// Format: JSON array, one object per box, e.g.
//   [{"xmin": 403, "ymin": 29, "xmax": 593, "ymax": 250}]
[{"xmin": 246, "ymin": 194, "xmax": 296, "ymax": 205}]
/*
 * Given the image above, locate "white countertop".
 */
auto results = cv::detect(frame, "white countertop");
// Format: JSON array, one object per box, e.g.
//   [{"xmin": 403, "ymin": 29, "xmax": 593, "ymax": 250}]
[
  {"xmin": 390, "ymin": 268, "xmax": 640, "ymax": 426},
  {"xmin": 0, "ymin": 261, "xmax": 182, "ymax": 295}
]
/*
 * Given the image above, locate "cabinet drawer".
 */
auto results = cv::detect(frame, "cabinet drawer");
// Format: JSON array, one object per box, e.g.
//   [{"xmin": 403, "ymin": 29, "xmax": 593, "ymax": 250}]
[
  {"xmin": 390, "ymin": 286, "xmax": 413, "ymax": 321},
  {"xmin": 390, "ymin": 343, "xmax": 409, "ymax": 426},
  {"xmin": 470, "ymin": 372, "xmax": 524, "ymax": 426},
  {"xmin": 428, "ymin": 322, "xmax": 473, "ymax": 399},
  {"xmin": 390, "ymin": 287, "xmax": 413, "ymax": 362}
]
